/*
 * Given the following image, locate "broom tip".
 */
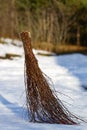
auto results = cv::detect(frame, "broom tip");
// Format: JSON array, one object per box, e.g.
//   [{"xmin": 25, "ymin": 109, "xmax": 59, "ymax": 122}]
[{"xmin": 20, "ymin": 31, "xmax": 31, "ymax": 39}]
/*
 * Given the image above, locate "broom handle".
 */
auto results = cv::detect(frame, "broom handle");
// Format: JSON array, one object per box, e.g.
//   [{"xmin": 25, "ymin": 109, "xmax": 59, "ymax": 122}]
[
  {"xmin": 20, "ymin": 31, "xmax": 38, "ymax": 65},
  {"xmin": 20, "ymin": 31, "xmax": 32, "ymax": 55}
]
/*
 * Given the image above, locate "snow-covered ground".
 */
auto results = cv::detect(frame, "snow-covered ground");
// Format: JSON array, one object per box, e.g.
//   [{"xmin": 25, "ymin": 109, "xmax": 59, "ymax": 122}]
[{"xmin": 0, "ymin": 39, "xmax": 87, "ymax": 130}]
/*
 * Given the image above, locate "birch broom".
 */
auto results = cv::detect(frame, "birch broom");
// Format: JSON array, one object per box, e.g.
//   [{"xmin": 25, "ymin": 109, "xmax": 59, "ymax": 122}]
[{"xmin": 20, "ymin": 31, "xmax": 79, "ymax": 125}]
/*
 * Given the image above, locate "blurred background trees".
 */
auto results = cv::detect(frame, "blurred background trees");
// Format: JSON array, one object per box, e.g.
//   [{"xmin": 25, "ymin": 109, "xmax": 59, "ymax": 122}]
[{"xmin": 0, "ymin": 0, "xmax": 87, "ymax": 46}]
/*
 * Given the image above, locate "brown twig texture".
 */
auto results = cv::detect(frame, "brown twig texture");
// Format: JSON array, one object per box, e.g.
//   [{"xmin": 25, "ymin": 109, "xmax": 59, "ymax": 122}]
[{"xmin": 20, "ymin": 31, "xmax": 80, "ymax": 125}]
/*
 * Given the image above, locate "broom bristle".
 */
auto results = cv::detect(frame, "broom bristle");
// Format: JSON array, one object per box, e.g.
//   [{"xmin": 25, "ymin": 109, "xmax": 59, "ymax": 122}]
[{"xmin": 20, "ymin": 31, "xmax": 80, "ymax": 125}]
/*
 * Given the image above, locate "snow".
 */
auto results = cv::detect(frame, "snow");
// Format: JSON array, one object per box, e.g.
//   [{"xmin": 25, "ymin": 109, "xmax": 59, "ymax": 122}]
[
  {"xmin": 0, "ymin": 38, "xmax": 23, "ymax": 56},
  {"xmin": 0, "ymin": 39, "xmax": 87, "ymax": 130}
]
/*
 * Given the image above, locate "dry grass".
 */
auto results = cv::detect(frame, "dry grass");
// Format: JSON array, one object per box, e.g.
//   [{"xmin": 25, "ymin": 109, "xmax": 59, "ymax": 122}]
[
  {"xmin": 0, "ymin": 39, "xmax": 6, "ymax": 44},
  {"xmin": 53, "ymin": 44, "xmax": 87, "ymax": 55},
  {"xmin": 0, "ymin": 53, "xmax": 21, "ymax": 60},
  {"xmin": 32, "ymin": 42, "xmax": 87, "ymax": 55},
  {"xmin": 32, "ymin": 42, "xmax": 54, "ymax": 52}
]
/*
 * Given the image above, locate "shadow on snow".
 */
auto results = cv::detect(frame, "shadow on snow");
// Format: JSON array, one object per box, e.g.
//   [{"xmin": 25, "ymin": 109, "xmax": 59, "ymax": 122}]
[{"xmin": 0, "ymin": 94, "xmax": 28, "ymax": 120}]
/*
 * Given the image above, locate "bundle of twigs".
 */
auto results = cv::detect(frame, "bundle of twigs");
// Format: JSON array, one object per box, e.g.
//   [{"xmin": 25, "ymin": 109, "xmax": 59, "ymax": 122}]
[{"xmin": 20, "ymin": 31, "xmax": 79, "ymax": 125}]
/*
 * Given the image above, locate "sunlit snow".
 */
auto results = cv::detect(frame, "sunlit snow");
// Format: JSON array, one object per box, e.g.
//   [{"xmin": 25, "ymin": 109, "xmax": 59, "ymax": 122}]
[{"xmin": 0, "ymin": 39, "xmax": 87, "ymax": 130}]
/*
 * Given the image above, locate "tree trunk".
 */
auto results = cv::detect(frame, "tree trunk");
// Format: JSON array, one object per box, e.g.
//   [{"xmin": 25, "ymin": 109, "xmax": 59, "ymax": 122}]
[{"xmin": 77, "ymin": 25, "xmax": 80, "ymax": 46}]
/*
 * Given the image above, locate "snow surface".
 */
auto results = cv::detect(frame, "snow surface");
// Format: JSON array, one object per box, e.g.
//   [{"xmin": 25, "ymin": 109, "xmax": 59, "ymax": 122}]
[{"xmin": 0, "ymin": 39, "xmax": 87, "ymax": 130}]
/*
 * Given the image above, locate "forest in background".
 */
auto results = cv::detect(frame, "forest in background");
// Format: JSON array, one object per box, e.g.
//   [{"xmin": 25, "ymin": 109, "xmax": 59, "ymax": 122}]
[{"xmin": 0, "ymin": 0, "xmax": 87, "ymax": 51}]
